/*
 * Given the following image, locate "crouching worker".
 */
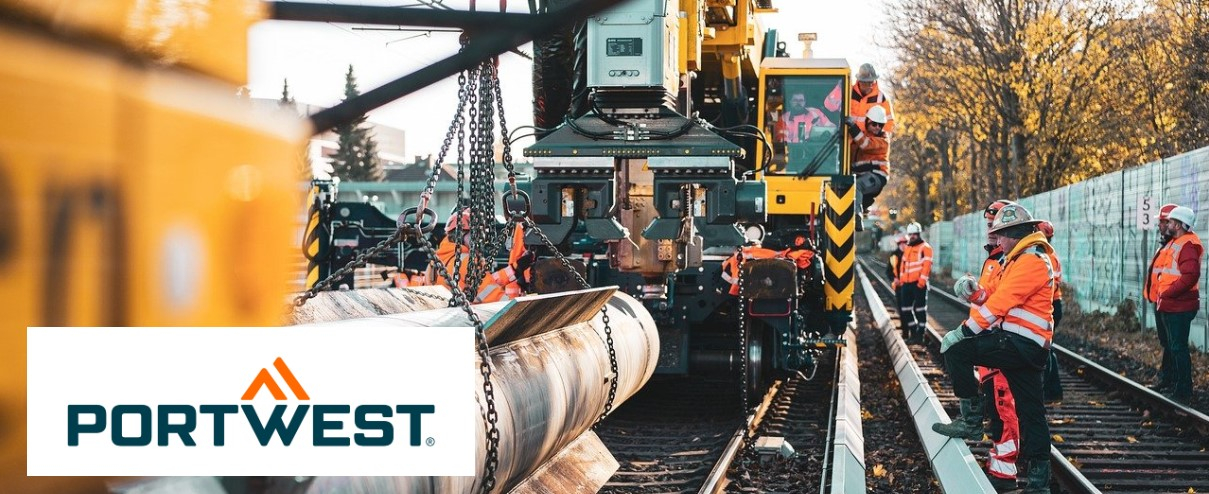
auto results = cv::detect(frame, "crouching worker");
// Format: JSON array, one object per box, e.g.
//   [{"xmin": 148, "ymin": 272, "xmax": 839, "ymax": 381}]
[
  {"xmin": 429, "ymin": 208, "xmax": 536, "ymax": 303},
  {"xmin": 933, "ymin": 203, "xmax": 1054, "ymax": 493}
]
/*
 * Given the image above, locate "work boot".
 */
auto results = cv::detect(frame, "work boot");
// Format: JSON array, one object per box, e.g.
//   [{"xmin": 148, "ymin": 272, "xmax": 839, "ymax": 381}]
[
  {"xmin": 1020, "ymin": 459, "xmax": 1051, "ymax": 493},
  {"xmin": 932, "ymin": 397, "xmax": 983, "ymax": 440}
]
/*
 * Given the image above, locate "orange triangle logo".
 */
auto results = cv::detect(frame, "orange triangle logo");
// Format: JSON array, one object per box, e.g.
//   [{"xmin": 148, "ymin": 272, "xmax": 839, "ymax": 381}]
[{"xmin": 242, "ymin": 357, "xmax": 310, "ymax": 401}]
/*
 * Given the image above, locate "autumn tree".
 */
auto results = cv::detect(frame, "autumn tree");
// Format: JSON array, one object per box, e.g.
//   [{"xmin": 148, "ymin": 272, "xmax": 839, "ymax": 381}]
[
  {"xmin": 881, "ymin": 0, "xmax": 1208, "ymax": 220},
  {"xmin": 331, "ymin": 65, "xmax": 384, "ymax": 182}
]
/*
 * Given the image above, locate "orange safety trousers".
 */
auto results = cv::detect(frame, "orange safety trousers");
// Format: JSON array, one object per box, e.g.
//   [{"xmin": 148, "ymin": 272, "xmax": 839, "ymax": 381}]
[{"xmin": 978, "ymin": 367, "xmax": 1019, "ymax": 481}]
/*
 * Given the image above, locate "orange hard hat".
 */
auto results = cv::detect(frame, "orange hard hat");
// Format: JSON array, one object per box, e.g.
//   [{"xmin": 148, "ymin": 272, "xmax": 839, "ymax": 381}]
[{"xmin": 984, "ymin": 199, "xmax": 1016, "ymax": 223}]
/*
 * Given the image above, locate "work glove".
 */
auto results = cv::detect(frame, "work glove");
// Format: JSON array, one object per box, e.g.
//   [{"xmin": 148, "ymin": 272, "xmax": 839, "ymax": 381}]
[
  {"xmin": 843, "ymin": 116, "xmax": 860, "ymax": 135},
  {"xmin": 953, "ymin": 274, "xmax": 988, "ymax": 304},
  {"xmin": 512, "ymin": 250, "xmax": 537, "ymax": 291},
  {"xmin": 940, "ymin": 324, "xmax": 974, "ymax": 353}
]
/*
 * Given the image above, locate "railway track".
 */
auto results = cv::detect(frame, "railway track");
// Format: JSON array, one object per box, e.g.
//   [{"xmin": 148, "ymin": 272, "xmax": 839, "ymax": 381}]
[
  {"xmin": 594, "ymin": 376, "xmax": 746, "ymax": 494},
  {"xmin": 722, "ymin": 350, "xmax": 842, "ymax": 493},
  {"xmin": 595, "ymin": 351, "xmax": 848, "ymax": 493},
  {"xmin": 862, "ymin": 255, "xmax": 1209, "ymax": 493}
]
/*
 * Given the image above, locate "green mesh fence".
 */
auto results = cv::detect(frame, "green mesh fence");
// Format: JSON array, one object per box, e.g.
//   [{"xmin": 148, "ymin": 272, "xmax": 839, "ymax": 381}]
[{"xmin": 925, "ymin": 146, "xmax": 1209, "ymax": 351}]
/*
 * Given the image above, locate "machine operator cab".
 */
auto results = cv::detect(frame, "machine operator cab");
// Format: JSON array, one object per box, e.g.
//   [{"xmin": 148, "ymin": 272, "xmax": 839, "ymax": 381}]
[
  {"xmin": 755, "ymin": 58, "xmax": 852, "ymax": 216},
  {"xmin": 752, "ymin": 58, "xmax": 856, "ymax": 327}
]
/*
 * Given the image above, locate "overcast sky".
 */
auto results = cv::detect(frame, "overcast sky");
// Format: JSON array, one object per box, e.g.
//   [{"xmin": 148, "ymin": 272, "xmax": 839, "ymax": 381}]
[{"xmin": 248, "ymin": 0, "xmax": 891, "ymax": 159}]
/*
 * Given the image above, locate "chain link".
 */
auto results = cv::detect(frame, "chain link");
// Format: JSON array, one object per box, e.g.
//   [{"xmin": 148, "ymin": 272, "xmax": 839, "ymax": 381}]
[
  {"xmin": 737, "ymin": 253, "xmax": 749, "ymax": 419},
  {"xmin": 523, "ymin": 218, "xmax": 619, "ymax": 424},
  {"xmin": 293, "ymin": 230, "xmax": 405, "ymax": 306},
  {"xmin": 397, "ymin": 286, "xmax": 451, "ymax": 303}
]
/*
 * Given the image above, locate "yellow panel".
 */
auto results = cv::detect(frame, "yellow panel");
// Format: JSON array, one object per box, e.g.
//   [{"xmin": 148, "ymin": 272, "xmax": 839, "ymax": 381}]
[
  {"xmin": 765, "ymin": 176, "xmax": 826, "ymax": 215},
  {"xmin": 0, "ymin": 26, "xmax": 305, "ymax": 491},
  {"xmin": 2, "ymin": 0, "xmax": 265, "ymax": 84},
  {"xmin": 824, "ymin": 181, "xmax": 855, "ymax": 311}
]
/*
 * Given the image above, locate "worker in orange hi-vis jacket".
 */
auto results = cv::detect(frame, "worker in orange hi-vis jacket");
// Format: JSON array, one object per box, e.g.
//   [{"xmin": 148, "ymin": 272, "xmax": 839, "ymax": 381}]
[
  {"xmin": 955, "ymin": 199, "xmax": 1020, "ymax": 490},
  {"xmin": 897, "ymin": 221, "xmax": 932, "ymax": 343},
  {"xmin": 1144, "ymin": 203, "xmax": 1180, "ymax": 393},
  {"xmin": 428, "ymin": 208, "xmax": 535, "ymax": 303},
  {"xmin": 935, "ymin": 203, "xmax": 1055, "ymax": 494},
  {"xmin": 842, "ymin": 105, "xmax": 890, "ymax": 214},
  {"xmin": 850, "ymin": 63, "xmax": 895, "ymax": 137}
]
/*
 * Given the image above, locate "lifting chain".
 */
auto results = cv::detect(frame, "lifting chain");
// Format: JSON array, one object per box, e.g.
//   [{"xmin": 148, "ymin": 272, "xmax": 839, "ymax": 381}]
[
  {"xmin": 485, "ymin": 59, "xmax": 620, "ymax": 426},
  {"xmin": 293, "ymin": 229, "xmax": 405, "ymax": 307},
  {"xmin": 411, "ymin": 55, "xmax": 501, "ymax": 493},
  {"xmin": 522, "ymin": 218, "xmax": 619, "ymax": 424},
  {"xmin": 737, "ymin": 254, "xmax": 749, "ymax": 419}
]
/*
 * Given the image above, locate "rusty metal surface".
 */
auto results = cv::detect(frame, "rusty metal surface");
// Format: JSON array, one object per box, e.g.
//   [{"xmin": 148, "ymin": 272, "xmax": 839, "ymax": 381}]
[
  {"xmin": 376, "ymin": 287, "xmax": 618, "ymax": 346},
  {"xmin": 508, "ymin": 430, "xmax": 619, "ymax": 494},
  {"xmin": 287, "ymin": 286, "xmax": 451, "ymax": 325},
  {"xmin": 304, "ymin": 290, "xmax": 658, "ymax": 494},
  {"xmin": 481, "ymin": 287, "xmax": 617, "ymax": 344},
  {"xmin": 533, "ymin": 258, "xmax": 589, "ymax": 294}
]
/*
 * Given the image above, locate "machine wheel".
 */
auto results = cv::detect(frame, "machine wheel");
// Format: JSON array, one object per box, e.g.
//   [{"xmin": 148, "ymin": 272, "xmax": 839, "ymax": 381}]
[{"xmin": 745, "ymin": 320, "xmax": 767, "ymax": 403}]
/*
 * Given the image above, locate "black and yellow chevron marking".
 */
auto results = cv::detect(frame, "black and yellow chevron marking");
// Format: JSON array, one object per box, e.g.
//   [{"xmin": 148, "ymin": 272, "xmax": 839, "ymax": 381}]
[
  {"xmin": 303, "ymin": 187, "xmax": 322, "ymax": 289},
  {"xmin": 824, "ymin": 177, "xmax": 855, "ymax": 311}
]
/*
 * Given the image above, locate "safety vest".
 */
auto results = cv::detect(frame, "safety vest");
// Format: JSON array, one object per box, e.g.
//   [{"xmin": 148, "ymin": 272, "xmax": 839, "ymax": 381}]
[
  {"xmin": 850, "ymin": 82, "xmax": 895, "ymax": 136},
  {"xmin": 392, "ymin": 271, "xmax": 427, "ymax": 288},
  {"xmin": 965, "ymin": 232, "xmax": 1055, "ymax": 348},
  {"xmin": 851, "ymin": 130, "xmax": 890, "ymax": 176},
  {"xmin": 722, "ymin": 246, "xmax": 781, "ymax": 296},
  {"xmin": 428, "ymin": 239, "xmax": 518, "ymax": 304},
  {"xmin": 777, "ymin": 109, "xmax": 835, "ymax": 143},
  {"xmin": 1047, "ymin": 250, "xmax": 1063, "ymax": 302},
  {"xmin": 1147, "ymin": 233, "xmax": 1202, "ymax": 302},
  {"xmin": 780, "ymin": 247, "xmax": 815, "ymax": 270},
  {"xmin": 898, "ymin": 241, "xmax": 933, "ymax": 284}
]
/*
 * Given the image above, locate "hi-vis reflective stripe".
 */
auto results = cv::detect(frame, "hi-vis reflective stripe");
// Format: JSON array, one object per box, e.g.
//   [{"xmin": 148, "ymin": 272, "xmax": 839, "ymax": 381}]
[
  {"xmin": 1001, "ymin": 322, "xmax": 1049, "ymax": 347},
  {"xmin": 476, "ymin": 283, "xmax": 501, "ymax": 303},
  {"xmin": 1008, "ymin": 307, "xmax": 1051, "ymax": 330},
  {"xmin": 721, "ymin": 272, "xmax": 737, "ymax": 284},
  {"xmin": 1022, "ymin": 246, "xmax": 1054, "ymax": 283},
  {"xmin": 986, "ymin": 454, "xmax": 1015, "ymax": 478},
  {"xmin": 995, "ymin": 439, "xmax": 1018, "ymax": 456},
  {"xmin": 978, "ymin": 305, "xmax": 998, "ymax": 325},
  {"xmin": 988, "ymin": 456, "xmax": 1018, "ymax": 477}
]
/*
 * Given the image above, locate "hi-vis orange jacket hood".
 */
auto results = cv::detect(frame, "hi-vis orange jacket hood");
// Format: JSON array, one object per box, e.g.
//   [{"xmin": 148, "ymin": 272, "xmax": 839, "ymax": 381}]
[{"xmin": 965, "ymin": 232, "xmax": 1056, "ymax": 348}]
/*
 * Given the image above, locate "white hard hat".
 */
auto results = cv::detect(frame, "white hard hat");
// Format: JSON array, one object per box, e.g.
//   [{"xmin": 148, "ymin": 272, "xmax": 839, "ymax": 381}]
[
  {"xmin": 1169, "ymin": 206, "xmax": 1196, "ymax": 229},
  {"xmin": 988, "ymin": 203, "xmax": 1041, "ymax": 234},
  {"xmin": 905, "ymin": 222, "xmax": 922, "ymax": 234},
  {"xmin": 865, "ymin": 106, "xmax": 888, "ymax": 125}
]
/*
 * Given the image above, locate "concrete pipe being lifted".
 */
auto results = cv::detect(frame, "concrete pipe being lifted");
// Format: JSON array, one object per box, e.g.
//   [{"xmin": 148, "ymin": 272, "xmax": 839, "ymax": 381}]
[{"xmin": 297, "ymin": 287, "xmax": 659, "ymax": 493}]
